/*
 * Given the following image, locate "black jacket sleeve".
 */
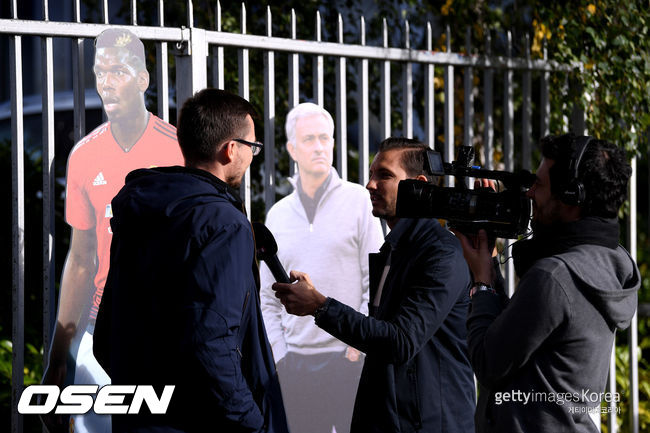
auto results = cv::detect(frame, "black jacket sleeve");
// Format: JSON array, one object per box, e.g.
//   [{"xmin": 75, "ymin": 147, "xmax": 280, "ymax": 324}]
[{"xmin": 316, "ymin": 241, "xmax": 469, "ymax": 365}]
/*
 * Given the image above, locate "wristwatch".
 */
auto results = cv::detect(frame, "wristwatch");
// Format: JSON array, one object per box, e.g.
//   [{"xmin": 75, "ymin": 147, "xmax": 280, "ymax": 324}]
[
  {"xmin": 313, "ymin": 297, "xmax": 332, "ymax": 320},
  {"xmin": 469, "ymin": 282, "xmax": 497, "ymax": 298}
]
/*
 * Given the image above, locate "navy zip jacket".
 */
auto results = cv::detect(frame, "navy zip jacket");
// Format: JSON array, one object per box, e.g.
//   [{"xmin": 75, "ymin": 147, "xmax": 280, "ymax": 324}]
[
  {"xmin": 94, "ymin": 166, "xmax": 288, "ymax": 433},
  {"xmin": 316, "ymin": 218, "xmax": 475, "ymax": 433}
]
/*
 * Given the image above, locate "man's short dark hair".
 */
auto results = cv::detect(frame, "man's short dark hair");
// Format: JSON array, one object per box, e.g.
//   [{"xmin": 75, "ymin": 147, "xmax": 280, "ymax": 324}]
[
  {"xmin": 177, "ymin": 89, "xmax": 258, "ymax": 165},
  {"xmin": 540, "ymin": 133, "xmax": 631, "ymax": 218},
  {"xmin": 95, "ymin": 28, "xmax": 146, "ymax": 72},
  {"xmin": 378, "ymin": 137, "xmax": 435, "ymax": 182}
]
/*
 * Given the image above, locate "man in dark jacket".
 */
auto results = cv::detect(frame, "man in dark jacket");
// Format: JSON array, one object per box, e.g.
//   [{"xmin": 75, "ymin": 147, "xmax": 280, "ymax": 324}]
[
  {"xmin": 273, "ymin": 137, "xmax": 476, "ymax": 433},
  {"xmin": 93, "ymin": 88, "xmax": 289, "ymax": 433},
  {"xmin": 455, "ymin": 134, "xmax": 640, "ymax": 433}
]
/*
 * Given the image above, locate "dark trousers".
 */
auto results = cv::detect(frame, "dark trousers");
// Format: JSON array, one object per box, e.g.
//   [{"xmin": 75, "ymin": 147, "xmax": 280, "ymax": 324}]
[{"xmin": 278, "ymin": 351, "xmax": 363, "ymax": 433}]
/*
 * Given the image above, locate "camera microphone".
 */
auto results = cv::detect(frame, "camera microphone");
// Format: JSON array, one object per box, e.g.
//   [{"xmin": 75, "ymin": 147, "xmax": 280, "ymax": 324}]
[{"xmin": 252, "ymin": 222, "xmax": 291, "ymax": 283}]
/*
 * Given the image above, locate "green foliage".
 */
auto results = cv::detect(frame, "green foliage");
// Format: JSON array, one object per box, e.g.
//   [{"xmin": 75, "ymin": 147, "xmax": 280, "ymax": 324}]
[
  {"xmin": 534, "ymin": 0, "xmax": 650, "ymax": 154},
  {"xmin": 0, "ymin": 326, "xmax": 44, "ymax": 427},
  {"xmin": 400, "ymin": 0, "xmax": 650, "ymax": 154},
  {"xmin": 600, "ymin": 337, "xmax": 650, "ymax": 433},
  {"xmin": 0, "ymin": 339, "xmax": 11, "ymax": 403}
]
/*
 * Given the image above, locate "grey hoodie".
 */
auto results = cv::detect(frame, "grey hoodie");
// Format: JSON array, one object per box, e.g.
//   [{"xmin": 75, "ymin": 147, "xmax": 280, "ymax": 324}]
[{"xmin": 468, "ymin": 243, "xmax": 639, "ymax": 433}]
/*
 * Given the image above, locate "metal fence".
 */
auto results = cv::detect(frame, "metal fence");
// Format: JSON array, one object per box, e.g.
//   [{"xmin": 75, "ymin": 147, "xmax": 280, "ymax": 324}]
[{"xmin": 1, "ymin": 1, "xmax": 640, "ymax": 432}]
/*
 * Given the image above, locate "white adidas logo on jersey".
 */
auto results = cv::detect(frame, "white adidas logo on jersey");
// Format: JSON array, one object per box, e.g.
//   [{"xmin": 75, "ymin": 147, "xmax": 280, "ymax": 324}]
[{"xmin": 93, "ymin": 172, "xmax": 107, "ymax": 186}]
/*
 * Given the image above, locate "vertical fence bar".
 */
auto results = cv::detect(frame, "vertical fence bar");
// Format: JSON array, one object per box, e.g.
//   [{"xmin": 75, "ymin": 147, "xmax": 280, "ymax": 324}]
[
  {"xmin": 522, "ymin": 33, "xmax": 534, "ymax": 247},
  {"xmin": 41, "ymin": 0, "xmax": 56, "ymax": 379},
  {"xmin": 288, "ymin": 9, "xmax": 299, "ymax": 109},
  {"xmin": 402, "ymin": 20, "xmax": 412, "ymax": 138},
  {"xmin": 380, "ymin": 18, "xmax": 391, "ymax": 141},
  {"xmin": 647, "ymin": 136, "xmax": 650, "ymax": 433},
  {"xmin": 313, "ymin": 11, "xmax": 324, "ymax": 106},
  {"xmin": 99, "ymin": 2, "xmax": 108, "ymax": 124},
  {"xmin": 561, "ymin": 74, "xmax": 570, "ymax": 133},
  {"xmin": 358, "ymin": 16, "xmax": 369, "ymax": 185},
  {"xmin": 443, "ymin": 25, "xmax": 454, "ymax": 186},
  {"xmin": 264, "ymin": 6, "xmax": 276, "ymax": 211},
  {"xmin": 213, "ymin": 1, "xmax": 224, "ymax": 90},
  {"xmin": 99, "ymin": 0, "xmax": 109, "ymax": 150},
  {"xmin": 608, "ymin": 341, "xmax": 618, "ymax": 433},
  {"xmin": 424, "ymin": 22, "xmax": 434, "ymax": 149},
  {"xmin": 503, "ymin": 31, "xmax": 514, "ymax": 171},
  {"xmin": 131, "ymin": 0, "xmax": 137, "ymax": 25},
  {"xmin": 101, "ymin": 0, "xmax": 109, "ymax": 23},
  {"xmin": 522, "ymin": 34, "xmax": 532, "ymax": 171},
  {"xmin": 175, "ymin": 28, "xmax": 206, "ymax": 116},
  {"xmin": 504, "ymin": 30, "xmax": 515, "ymax": 296},
  {"xmin": 10, "ymin": 1, "xmax": 25, "ymax": 432},
  {"xmin": 335, "ymin": 14, "xmax": 348, "ymax": 180},
  {"xmin": 238, "ymin": 3, "xmax": 251, "ymax": 215},
  {"xmin": 571, "ymin": 82, "xmax": 587, "ymax": 136},
  {"xmin": 540, "ymin": 37, "xmax": 550, "ymax": 139},
  {"xmin": 157, "ymin": 0, "xmax": 169, "ymax": 121},
  {"xmin": 72, "ymin": 0, "xmax": 85, "ymax": 143},
  {"xmin": 187, "ymin": 0, "xmax": 194, "ymax": 29},
  {"xmin": 463, "ymin": 27, "xmax": 473, "ymax": 147},
  {"xmin": 483, "ymin": 31, "xmax": 494, "ymax": 170},
  {"xmin": 628, "ymin": 156, "xmax": 639, "ymax": 433},
  {"xmin": 288, "ymin": 9, "xmax": 299, "ymax": 177}
]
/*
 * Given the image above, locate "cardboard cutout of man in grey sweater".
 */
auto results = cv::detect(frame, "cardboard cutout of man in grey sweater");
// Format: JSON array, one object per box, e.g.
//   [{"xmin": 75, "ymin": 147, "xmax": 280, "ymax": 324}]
[{"xmin": 260, "ymin": 103, "xmax": 383, "ymax": 433}]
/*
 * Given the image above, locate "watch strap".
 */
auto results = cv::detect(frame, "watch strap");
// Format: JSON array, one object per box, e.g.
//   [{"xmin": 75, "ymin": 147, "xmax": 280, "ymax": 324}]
[
  {"xmin": 470, "ymin": 282, "xmax": 497, "ymax": 298},
  {"xmin": 313, "ymin": 297, "xmax": 332, "ymax": 320}
]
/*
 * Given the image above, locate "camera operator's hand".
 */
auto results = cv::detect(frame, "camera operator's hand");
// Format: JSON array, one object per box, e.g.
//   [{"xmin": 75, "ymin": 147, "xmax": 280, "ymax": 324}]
[
  {"xmin": 272, "ymin": 270, "xmax": 328, "ymax": 316},
  {"xmin": 474, "ymin": 177, "xmax": 496, "ymax": 191},
  {"xmin": 452, "ymin": 229, "xmax": 496, "ymax": 286},
  {"xmin": 472, "ymin": 177, "xmax": 499, "ymax": 256}
]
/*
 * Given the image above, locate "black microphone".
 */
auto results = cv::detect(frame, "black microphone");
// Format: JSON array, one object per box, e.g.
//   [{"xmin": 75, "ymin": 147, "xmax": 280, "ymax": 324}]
[{"xmin": 252, "ymin": 222, "xmax": 290, "ymax": 283}]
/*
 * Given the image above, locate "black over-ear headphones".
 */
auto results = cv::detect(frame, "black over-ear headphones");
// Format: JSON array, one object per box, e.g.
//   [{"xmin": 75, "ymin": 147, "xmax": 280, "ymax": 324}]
[{"xmin": 560, "ymin": 135, "xmax": 594, "ymax": 206}]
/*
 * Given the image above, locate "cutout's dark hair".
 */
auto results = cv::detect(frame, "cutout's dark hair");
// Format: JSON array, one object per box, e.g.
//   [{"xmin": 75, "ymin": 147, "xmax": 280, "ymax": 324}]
[
  {"xmin": 95, "ymin": 28, "xmax": 146, "ymax": 72},
  {"xmin": 177, "ymin": 89, "xmax": 258, "ymax": 165},
  {"xmin": 540, "ymin": 133, "xmax": 631, "ymax": 218}
]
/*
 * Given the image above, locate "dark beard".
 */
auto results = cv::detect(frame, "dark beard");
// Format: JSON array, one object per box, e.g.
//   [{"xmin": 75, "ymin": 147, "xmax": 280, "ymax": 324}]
[{"xmin": 226, "ymin": 175, "xmax": 242, "ymax": 189}]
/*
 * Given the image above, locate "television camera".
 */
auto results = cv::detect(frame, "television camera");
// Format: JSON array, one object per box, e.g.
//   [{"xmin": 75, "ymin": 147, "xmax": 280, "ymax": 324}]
[{"xmin": 395, "ymin": 146, "xmax": 535, "ymax": 239}]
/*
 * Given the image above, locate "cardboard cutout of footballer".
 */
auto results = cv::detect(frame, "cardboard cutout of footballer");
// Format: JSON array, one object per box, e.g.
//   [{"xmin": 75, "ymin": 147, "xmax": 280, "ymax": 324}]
[
  {"xmin": 41, "ymin": 28, "xmax": 183, "ymax": 433},
  {"xmin": 259, "ymin": 103, "xmax": 384, "ymax": 433}
]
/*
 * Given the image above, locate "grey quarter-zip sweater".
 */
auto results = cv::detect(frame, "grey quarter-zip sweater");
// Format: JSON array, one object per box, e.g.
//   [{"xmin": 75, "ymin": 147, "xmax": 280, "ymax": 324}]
[{"xmin": 260, "ymin": 168, "xmax": 384, "ymax": 360}]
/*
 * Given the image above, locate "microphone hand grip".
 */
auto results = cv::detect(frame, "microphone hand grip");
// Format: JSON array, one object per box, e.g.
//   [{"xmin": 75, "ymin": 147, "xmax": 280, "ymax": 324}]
[
  {"xmin": 265, "ymin": 256, "xmax": 290, "ymax": 284},
  {"xmin": 252, "ymin": 222, "xmax": 291, "ymax": 284}
]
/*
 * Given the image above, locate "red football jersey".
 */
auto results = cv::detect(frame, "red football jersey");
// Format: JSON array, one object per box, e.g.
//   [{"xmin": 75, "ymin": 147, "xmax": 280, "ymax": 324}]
[{"xmin": 65, "ymin": 114, "xmax": 183, "ymax": 319}]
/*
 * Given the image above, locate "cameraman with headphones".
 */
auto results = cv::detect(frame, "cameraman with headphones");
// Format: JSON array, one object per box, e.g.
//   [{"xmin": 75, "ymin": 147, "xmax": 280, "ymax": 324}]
[{"xmin": 454, "ymin": 134, "xmax": 640, "ymax": 433}]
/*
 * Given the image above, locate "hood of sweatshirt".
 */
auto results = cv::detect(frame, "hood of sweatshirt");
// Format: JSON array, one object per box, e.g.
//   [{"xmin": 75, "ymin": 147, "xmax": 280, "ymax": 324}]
[
  {"xmin": 554, "ymin": 244, "xmax": 639, "ymax": 330},
  {"xmin": 111, "ymin": 166, "xmax": 244, "ymax": 230}
]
